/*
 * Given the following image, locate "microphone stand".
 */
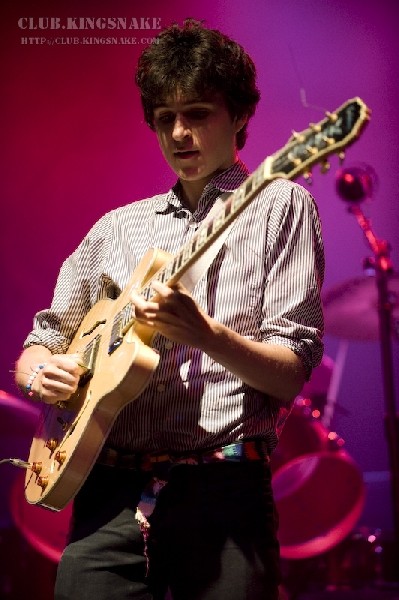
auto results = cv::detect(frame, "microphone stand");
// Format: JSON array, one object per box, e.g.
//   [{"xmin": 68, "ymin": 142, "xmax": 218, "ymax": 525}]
[{"xmin": 348, "ymin": 203, "xmax": 399, "ymax": 572}]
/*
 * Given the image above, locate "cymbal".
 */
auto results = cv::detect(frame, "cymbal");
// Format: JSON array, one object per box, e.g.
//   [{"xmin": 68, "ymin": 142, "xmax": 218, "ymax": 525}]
[{"xmin": 322, "ymin": 273, "xmax": 399, "ymax": 341}]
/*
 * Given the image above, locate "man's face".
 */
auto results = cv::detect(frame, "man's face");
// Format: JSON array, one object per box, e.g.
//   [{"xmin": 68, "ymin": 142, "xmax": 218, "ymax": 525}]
[{"xmin": 153, "ymin": 93, "xmax": 246, "ymax": 186}]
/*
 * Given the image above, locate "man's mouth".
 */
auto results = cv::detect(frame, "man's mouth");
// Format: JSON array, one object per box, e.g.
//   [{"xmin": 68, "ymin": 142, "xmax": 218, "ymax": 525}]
[{"xmin": 174, "ymin": 150, "xmax": 199, "ymax": 159}]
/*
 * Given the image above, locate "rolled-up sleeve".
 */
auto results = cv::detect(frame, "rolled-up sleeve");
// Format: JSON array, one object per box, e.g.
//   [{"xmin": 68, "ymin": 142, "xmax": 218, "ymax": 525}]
[{"xmin": 260, "ymin": 182, "xmax": 325, "ymax": 378}]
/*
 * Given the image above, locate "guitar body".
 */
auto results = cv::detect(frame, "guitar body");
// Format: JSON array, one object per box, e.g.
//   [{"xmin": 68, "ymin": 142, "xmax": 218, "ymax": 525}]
[{"xmin": 24, "ymin": 248, "xmax": 171, "ymax": 510}]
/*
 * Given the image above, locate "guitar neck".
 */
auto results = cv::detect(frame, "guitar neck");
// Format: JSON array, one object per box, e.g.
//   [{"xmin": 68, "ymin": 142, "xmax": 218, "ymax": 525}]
[{"xmin": 140, "ymin": 157, "xmax": 274, "ymax": 302}]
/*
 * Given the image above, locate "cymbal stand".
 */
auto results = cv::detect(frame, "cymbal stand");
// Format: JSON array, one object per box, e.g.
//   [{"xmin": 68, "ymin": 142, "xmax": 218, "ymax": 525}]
[{"xmin": 348, "ymin": 203, "xmax": 399, "ymax": 561}]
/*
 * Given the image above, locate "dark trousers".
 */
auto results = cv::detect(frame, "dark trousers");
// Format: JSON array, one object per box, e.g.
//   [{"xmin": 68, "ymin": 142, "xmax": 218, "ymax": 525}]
[{"xmin": 55, "ymin": 460, "xmax": 280, "ymax": 600}]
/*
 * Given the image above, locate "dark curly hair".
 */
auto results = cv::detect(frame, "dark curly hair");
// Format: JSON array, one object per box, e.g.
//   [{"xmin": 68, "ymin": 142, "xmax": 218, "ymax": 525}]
[{"xmin": 135, "ymin": 19, "xmax": 260, "ymax": 150}]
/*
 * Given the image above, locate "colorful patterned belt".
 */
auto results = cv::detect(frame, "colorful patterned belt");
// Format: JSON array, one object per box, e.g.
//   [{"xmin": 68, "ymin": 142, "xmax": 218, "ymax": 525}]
[{"xmin": 98, "ymin": 440, "xmax": 270, "ymax": 473}]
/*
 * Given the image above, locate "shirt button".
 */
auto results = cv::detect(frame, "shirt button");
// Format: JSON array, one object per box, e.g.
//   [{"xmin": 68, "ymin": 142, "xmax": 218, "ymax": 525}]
[
  {"xmin": 164, "ymin": 340, "xmax": 173, "ymax": 349},
  {"xmin": 157, "ymin": 383, "xmax": 166, "ymax": 393}
]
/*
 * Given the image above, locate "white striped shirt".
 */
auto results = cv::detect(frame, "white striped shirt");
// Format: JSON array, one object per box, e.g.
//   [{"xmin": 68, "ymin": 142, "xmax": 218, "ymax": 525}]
[{"xmin": 24, "ymin": 161, "xmax": 324, "ymax": 454}]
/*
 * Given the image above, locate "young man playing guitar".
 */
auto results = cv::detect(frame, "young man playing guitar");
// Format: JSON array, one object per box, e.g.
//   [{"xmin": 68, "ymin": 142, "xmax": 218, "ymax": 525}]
[{"xmin": 15, "ymin": 19, "xmax": 324, "ymax": 600}]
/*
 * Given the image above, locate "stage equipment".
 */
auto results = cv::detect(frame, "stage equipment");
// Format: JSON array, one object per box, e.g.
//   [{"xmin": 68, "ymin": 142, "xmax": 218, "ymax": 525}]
[
  {"xmin": 271, "ymin": 399, "xmax": 365, "ymax": 560},
  {"xmin": 325, "ymin": 164, "xmax": 399, "ymax": 565},
  {"xmin": 323, "ymin": 274, "xmax": 399, "ymax": 342}
]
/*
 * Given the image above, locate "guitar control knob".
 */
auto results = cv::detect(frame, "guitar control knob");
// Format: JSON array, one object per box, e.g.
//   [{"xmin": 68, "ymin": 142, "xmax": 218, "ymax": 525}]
[
  {"xmin": 31, "ymin": 462, "xmax": 42, "ymax": 475},
  {"xmin": 37, "ymin": 476, "xmax": 49, "ymax": 490},
  {"xmin": 55, "ymin": 450, "xmax": 67, "ymax": 465},
  {"xmin": 46, "ymin": 438, "xmax": 58, "ymax": 452}
]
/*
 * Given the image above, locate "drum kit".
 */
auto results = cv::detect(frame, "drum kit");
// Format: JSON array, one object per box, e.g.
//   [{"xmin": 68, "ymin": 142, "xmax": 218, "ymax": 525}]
[
  {"xmin": 271, "ymin": 269, "xmax": 399, "ymax": 561},
  {"xmin": 0, "ymin": 271, "xmax": 397, "ymax": 584}
]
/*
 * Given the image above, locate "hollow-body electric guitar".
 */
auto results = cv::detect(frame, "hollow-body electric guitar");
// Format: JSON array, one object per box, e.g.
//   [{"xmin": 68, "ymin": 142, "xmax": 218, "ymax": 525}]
[{"xmin": 24, "ymin": 98, "xmax": 370, "ymax": 511}]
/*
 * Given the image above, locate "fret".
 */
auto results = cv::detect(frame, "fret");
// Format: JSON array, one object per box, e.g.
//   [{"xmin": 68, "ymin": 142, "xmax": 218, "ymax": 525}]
[
  {"xmin": 253, "ymin": 161, "xmax": 267, "ymax": 188},
  {"xmin": 244, "ymin": 176, "xmax": 254, "ymax": 197},
  {"xmin": 158, "ymin": 269, "xmax": 167, "ymax": 284},
  {"xmin": 231, "ymin": 185, "xmax": 245, "ymax": 211},
  {"xmin": 206, "ymin": 220, "xmax": 214, "ymax": 238},
  {"xmin": 196, "ymin": 226, "xmax": 208, "ymax": 249},
  {"xmin": 183, "ymin": 243, "xmax": 192, "ymax": 264},
  {"xmin": 161, "ymin": 262, "xmax": 173, "ymax": 282},
  {"xmin": 224, "ymin": 199, "xmax": 232, "ymax": 219},
  {"xmin": 171, "ymin": 256, "xmax": 179, "ymax": 278},
  {"xmin": 143, "ymin": 286, "xmax": 152, "ymax": 301},
  {"xmin": 176, "ymin": 252, "xmax": 184, "ymax": 271},
  {"xmin": 212, "ymin": 209, "xmax": 226, "ymax": 234}
]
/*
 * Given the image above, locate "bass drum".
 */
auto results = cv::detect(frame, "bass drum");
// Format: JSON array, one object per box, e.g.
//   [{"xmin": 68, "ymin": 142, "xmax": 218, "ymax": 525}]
[{"xmin": 271, "ymin": 400, "xmax": 365, "ymax": 560}]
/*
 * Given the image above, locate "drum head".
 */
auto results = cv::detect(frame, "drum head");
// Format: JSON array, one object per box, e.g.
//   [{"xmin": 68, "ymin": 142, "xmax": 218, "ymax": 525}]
[{"xmin": 272, "ymin": 450, "xmax": 365, "ymax": 559}]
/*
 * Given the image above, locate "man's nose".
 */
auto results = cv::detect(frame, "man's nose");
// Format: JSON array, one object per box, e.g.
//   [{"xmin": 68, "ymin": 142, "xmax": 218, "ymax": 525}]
[{"xmin": 172, "ymin": 115, "xmax": 190, "ymax": 141}]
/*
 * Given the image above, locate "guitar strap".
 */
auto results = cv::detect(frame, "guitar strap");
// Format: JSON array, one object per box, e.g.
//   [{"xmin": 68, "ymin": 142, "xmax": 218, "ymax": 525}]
[{"xmin": 179, "ymin": 192, "xmax": 234, "ymax": 292}]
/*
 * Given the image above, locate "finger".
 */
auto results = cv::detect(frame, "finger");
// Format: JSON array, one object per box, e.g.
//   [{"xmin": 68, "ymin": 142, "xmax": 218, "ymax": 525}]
[
  {"xmin": 169, "ymin": 281, "xmax": 189, "ymax": 295},
  {"xmin": 44, "ymin": 361, "xmax": 81, "ymax": 383},
  {"xmin": 130, "ymin": 289, "xmax": 157, "ymax": 311},
  {"xmin": 151, "ymin": 280, "xmax": 175, "ymax": 298},
  {"xmin": 36, "ymin": 374, "xmax": 77, "ymax": 404}
]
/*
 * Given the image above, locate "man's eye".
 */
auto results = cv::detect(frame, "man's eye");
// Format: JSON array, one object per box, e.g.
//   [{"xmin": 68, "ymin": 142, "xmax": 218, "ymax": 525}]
[
  {"xmin": 188, "ymin": 110, "xmax": 209, "ymax": 120},
  {"xmin": 156, "ymin": 113, "xmax": 175, "ymax": 124}
]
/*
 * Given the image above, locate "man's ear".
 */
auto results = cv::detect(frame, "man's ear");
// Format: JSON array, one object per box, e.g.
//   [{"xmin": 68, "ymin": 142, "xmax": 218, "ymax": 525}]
[{"xmin": 234, "ymin": 114, "xmax": 248, "ymax": 133}]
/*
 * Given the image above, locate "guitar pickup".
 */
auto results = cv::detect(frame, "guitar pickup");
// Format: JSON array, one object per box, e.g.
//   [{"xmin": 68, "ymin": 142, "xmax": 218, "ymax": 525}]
[
  {"xmin": 109, "ymin": 314, "xmax": 123, "ymax": 355},
  {"xmin": 108, "ymin": 304, "xmax": 134, "ymax": 354},
  {"xmin": 78, "ymin": 334, "xmax": 100, "ymax": 386}
]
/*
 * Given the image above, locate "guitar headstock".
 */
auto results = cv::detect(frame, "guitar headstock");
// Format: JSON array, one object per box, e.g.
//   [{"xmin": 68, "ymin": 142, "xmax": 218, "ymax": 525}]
[{"xmin": 270, "ymin": 97, "xmax": 370, "ymax": 182}]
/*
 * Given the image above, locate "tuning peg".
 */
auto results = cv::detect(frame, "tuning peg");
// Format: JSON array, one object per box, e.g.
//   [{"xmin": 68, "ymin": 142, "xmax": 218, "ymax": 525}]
[
  {"xmin": 310, "ymin": 123, "xmax": 322, "ymax": 133},
  {"xmin": 325, "ymin": 111, "xmax": 338, "ymax": 123},
  {"xmin": 320, "ymin": 160, "xmax": 330, "ymax": 174},
  {"xmin": 305, "ymin": 145, "xmax": 318, "ymax": 156},
  {"xmin": 288, "ymin": 153, "xmax": 302, "ymax": 167},
  {"xmin": 291, "ymin": 130, "xmax": 306, "ymax": 143},
  {"xmin": 322, "ymin": 136, "xmax": 335, "ymax": 146}
]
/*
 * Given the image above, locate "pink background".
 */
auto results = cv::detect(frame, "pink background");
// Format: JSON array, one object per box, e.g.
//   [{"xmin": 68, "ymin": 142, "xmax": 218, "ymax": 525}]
[{"xmin": 1, "ymin": 0, "xmax": 398, "ymax": 550}]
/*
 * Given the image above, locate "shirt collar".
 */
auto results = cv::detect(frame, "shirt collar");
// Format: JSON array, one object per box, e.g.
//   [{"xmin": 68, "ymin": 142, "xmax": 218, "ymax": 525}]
[
  {"xmin": 209, "ymin": 159, "xmax": 249, "ymax": 193},
  {"xmin": 155, "ymin": 160, "xmax": 249, "ymax": 214}
]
